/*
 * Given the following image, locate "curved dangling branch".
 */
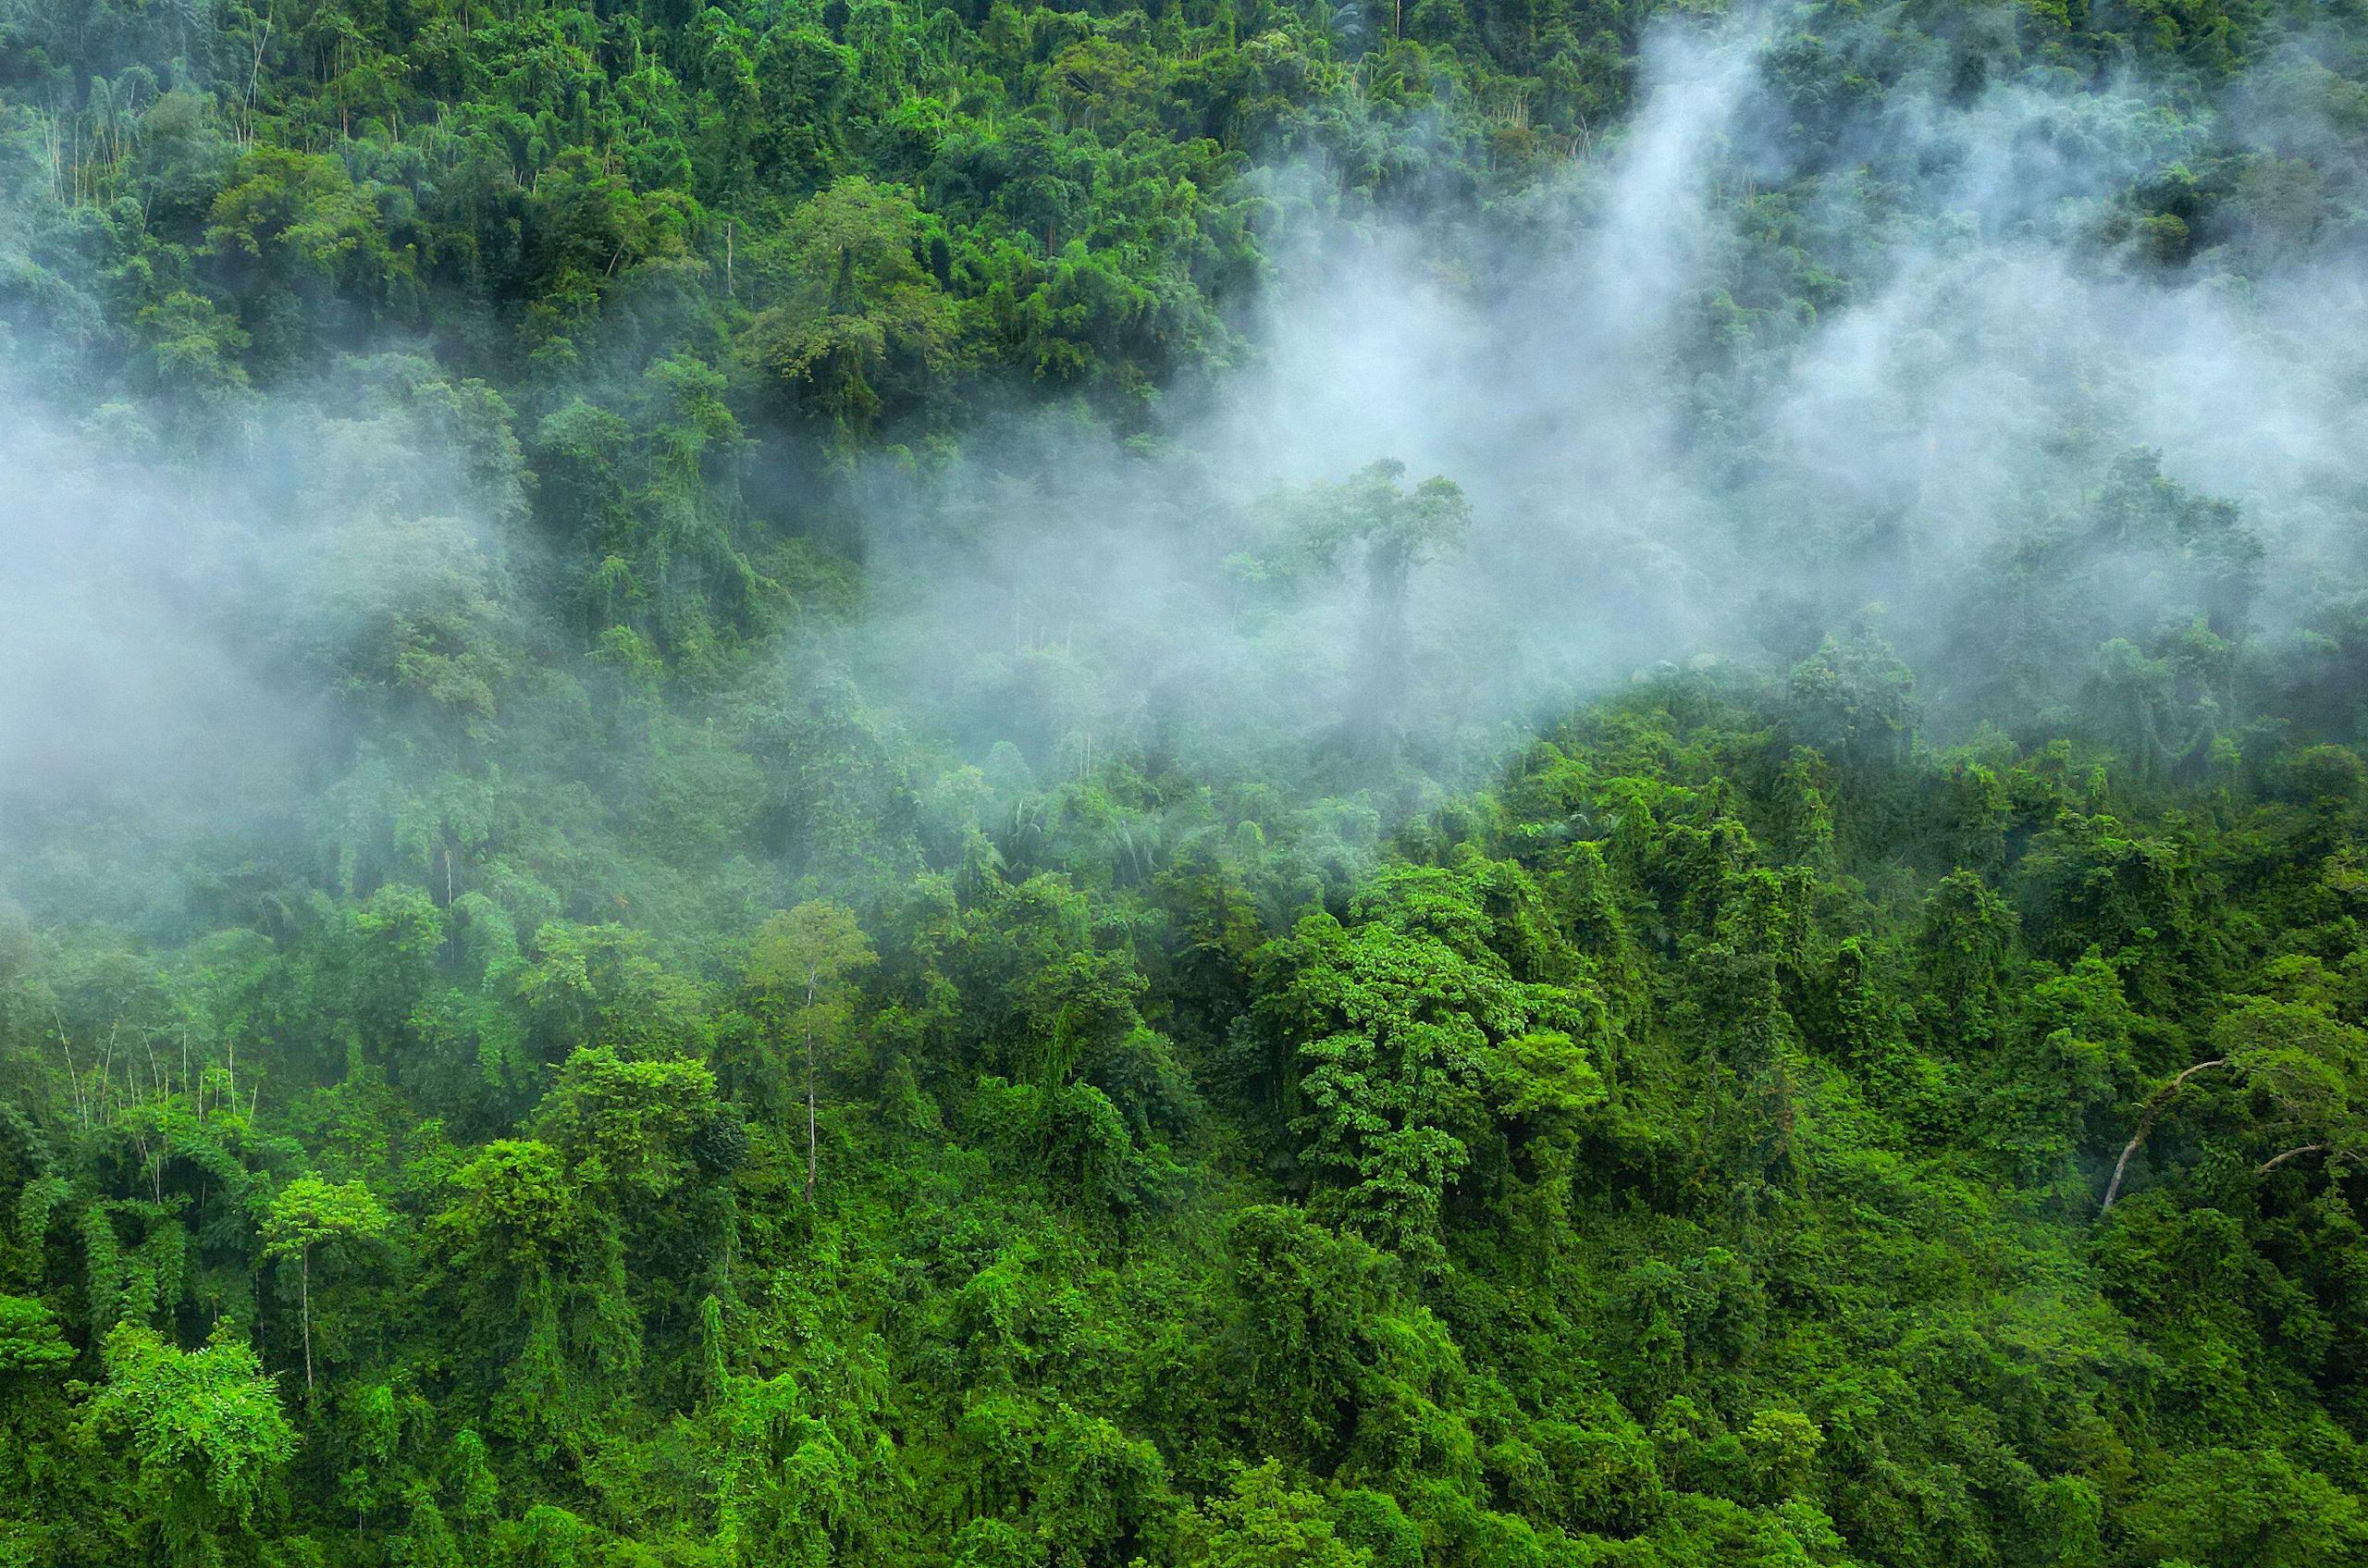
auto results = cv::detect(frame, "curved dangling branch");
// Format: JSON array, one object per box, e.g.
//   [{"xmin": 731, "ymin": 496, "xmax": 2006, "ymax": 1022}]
[{"xmin": 2101, "ymin": 1057, "xmax": 2228, "ymax": 1213}]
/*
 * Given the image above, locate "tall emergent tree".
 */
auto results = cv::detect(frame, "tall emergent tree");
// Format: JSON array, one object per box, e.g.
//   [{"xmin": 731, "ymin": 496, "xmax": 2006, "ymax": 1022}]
[{"xmin": 746, "ymin": 903, "xmax": 877, "ymax": 1201}]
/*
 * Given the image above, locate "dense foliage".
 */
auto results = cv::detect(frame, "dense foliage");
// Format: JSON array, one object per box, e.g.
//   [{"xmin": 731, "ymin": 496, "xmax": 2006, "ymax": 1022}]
[{"xmin": 8, "ymin": 0, "xmax": 2368, "ymax": 1562}]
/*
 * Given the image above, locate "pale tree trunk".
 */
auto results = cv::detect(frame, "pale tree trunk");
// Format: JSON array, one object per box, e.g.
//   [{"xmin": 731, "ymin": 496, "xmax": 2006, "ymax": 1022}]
[
  {"xmin": 301, "ymin": 1245, "xmax": 314, "ymax": 1393},
  {"xmin": 804, "ymin": 972, "xmax": 818, "ymax": 1204}
]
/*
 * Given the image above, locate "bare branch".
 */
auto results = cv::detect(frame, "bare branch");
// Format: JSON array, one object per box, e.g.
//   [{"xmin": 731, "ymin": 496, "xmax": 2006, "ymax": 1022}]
[
  {"xmin": 2259, "ymin": 1143, "xmax": 2361, "ymax": 1175},
  {"xmin": 2101, "ymin": 1057, "xmax": 2227, "ymax": 1213}
]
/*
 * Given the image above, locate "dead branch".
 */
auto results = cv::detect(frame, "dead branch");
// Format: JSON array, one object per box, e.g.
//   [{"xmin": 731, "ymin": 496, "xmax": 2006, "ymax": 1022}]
[{"xmin": 2101, "ymin": 1057, "xmax": 2227, "ymax": 1213}]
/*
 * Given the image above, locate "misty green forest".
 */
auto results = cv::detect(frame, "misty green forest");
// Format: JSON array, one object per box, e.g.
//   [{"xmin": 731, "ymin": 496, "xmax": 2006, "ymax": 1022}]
[{"xmin": 12, "ymin": 0, "xmax": 2368, "ymax": 1561}]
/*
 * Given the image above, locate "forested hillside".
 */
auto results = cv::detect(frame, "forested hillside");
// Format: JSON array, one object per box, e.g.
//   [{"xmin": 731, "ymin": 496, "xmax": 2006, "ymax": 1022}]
[{"xmin": 8, "ymin": 0, "xmax": 2368, "ymax": 1562}]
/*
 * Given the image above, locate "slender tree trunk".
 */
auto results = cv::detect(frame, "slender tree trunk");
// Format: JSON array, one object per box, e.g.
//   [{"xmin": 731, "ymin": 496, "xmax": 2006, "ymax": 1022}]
[
  {"xmin": 301, "ymin": 1246, "xmax": 314, "ymax": 1392},
  {"xmin": 805, "ymin": 973, "xmax": 818, "ymax": 1203}
]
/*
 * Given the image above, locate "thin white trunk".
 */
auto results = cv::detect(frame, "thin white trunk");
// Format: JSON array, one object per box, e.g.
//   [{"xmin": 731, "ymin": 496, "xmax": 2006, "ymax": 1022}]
[
  {"xmin": 804, "ymin": 971, "xmax": 818, "ymax": 1203},
  {"xmin": 301, "ymin": 1246, "xmax": 314, "ymax": 1392}
]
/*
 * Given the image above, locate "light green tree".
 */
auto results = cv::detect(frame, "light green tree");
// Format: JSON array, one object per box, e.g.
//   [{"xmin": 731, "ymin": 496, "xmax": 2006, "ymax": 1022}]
[
  {"xmin": 746, "ymin": 903, "xmax": 877, "ymax": 1201},
  {"xmin": 1181, "ymin": 1460, "xmax": 1374, "ymax": 1567},
  {"xmin": 262, "ymin": 1177, "xmax": 391, "ymax": 1395},
  {"xmin": 84, "ymin": 1321, "xmax": 296, "ymax": 1568}
]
